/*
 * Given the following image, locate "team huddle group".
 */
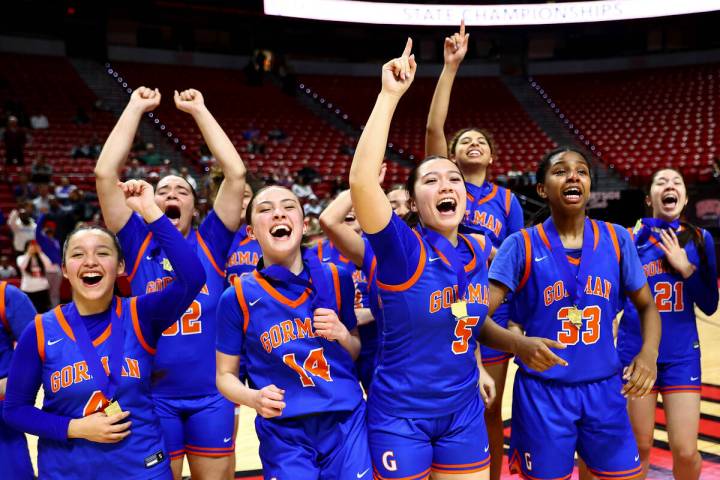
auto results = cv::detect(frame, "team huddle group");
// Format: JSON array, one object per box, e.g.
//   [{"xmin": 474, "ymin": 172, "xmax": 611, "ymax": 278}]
[{"xmin": 0, "ymin": 26, "xmax": 718, "ymax": 480}]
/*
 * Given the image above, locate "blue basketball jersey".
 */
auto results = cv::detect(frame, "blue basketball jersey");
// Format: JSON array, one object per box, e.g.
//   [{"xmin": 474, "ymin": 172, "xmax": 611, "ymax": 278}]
[
  {"xmin": 618, "ymin": 227, "xmax": 718, "ymax": 364},
  {"xmin": 370, "ymin": 229, "xmax": 490, "ymax": 417},
  {"xmin": 34, "ymin": 298, "xmax": 168, "ymax": 479},
  {"xmin": 489, "ymin": 219, "xmax": 647, "ymax": 383},
  {"xmin": 118, "ymin": 212, "xmax": 234, "ymax": 398},
  {"xmin": 225, "ymin": 226, "xmax": 261, "ymax": 286},
  {"xmin": 217, "ymin": 264, "xmax": 363, "ymax": 419},
  {"xmin": 462, "ymin": 181, "xmax": 523, "ymax": 248},
  {"xmin": 0, "ymin": 282, "xmax": 36, "ymax": 379}
]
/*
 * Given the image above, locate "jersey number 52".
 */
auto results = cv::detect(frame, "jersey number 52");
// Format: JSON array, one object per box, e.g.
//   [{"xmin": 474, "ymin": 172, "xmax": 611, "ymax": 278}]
[{"xmin": 162, "ymin": 300, "xmax": 202, "ymax": 336}]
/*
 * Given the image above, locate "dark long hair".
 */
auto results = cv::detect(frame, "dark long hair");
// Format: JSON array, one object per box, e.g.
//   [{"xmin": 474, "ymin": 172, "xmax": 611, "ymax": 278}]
[
  {"xmin": 61, "ymin": 225, "xmax": 124, "ymax": 266},
  {"xmin": 448, "ymin": 127, "xmax": 496, "ymax": 158},
  {"xmin": 531, "ymin": 146, "xmax": 592, "ymax": 225}
]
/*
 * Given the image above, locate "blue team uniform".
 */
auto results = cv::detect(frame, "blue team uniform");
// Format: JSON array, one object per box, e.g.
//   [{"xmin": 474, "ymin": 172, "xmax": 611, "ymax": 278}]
[
  {"xmin": 489, "ymin": 218, "xmax": 647, "ymax": 480},
  {"xmin": 217, "ymin": 261, "xmax": 370, "ymax": 478},
  {"xmin": 311, "ymin": 238, "xmax": 378, "ymax": 391},
  {"xmin": 118, "ymin": 211, "xmax": 235, "ymax": 461},
  {"xmin": 225, "ymin": 226, "xmax": 262, "ymax": 286},
  {"xmin": 463, "ymin": 181, "xmax": 524, "ymax": 365},
  {"xmin": 618, "ymin": 225, "xmax": 718, "ymax": 394},
  {"xmin": 0, "ymin": 282, "xmax": 36, "ymax": 480},
  {"xmin": 34, "ymin": 299, "xmax": 171, "ymax": 479},
  {"xmin": 366, "ymin": 214, "xmax": 492, "ymax": 479}
]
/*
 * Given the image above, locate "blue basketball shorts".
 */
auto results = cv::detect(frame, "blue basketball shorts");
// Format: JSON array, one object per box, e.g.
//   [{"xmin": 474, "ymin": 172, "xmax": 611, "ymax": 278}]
[
  {"xmin": 255, "ymin": 401, "xmax": 371, "ymax": 479},
  {"xmin": 368, "ymin": 392, "xmax": 490, "ymax": 479},
  {"xmin": 153, "ymin": 392, "xmax": 235, "ymax": 460},
  {"xmin": 509, "ymin": 371, "xmax": 641, "ymax": 480},
  {"xmin": 622, "ymin": 357, "xmax": 701, "ymax": 395},
  {"xmin": 481, "ymin": 303, "xmax": 513, "ymax": 365},
  {"xmin": 0, "ymin": 406, "xmax": 33, "ymax": 480}
]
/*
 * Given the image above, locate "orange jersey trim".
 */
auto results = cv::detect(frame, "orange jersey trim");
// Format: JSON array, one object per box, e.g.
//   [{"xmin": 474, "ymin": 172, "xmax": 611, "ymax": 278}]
[
  {"xmin": 373, "ymin": 466, "xmax": 431, "ymax": 480},
  {"xmin": 233, "ymin": 277, "xmax": 251, "ymax": 334},
  {"xmin": 329, "ymin": 263, "xmax": 342, "ymax": 311},
  {"xmin": 591, "ymin": 219, "xmax": 600, "ymax": 250},
  {"xmin": 537, "ymin": 220, "xmax": 598, "ymax": 265},
  {"xmin": 0, "ymin": 281, "xmax": 7, "ymax": 331},
  {"xmin": 504, "ymin": 188, "xmax": 512, "ymax": 216},
  {"xmin": 128, "ymin": 232, "xmax": 153, "ymax": 282},
  {"xmin": 432, "ymin": 458, "xmax": 491, "ymax": 469},
  {"xmin": 518, "ymin": 229, "xmax": 532, "ymax": 291},
  {"xmin": 54, "ymin": 306, "xmax": 76, "ymax": 341},
  {"xmin": 605, "ymin": 222, "xmax": 621, "ymax": 263},
  {"xmin": 35, "ymin": 314, "xmax": 45, "ymax": 362},
  {"xmin": 367, "ymin": 257, "xmax": 377, "ymax": 291},
  {"xmin": 196, "ymin": 231, "xmax": 226, "ymax": 278},
  {"xmin": 131, "ymin": 296, "xmax": 156, "ymax": 355},
  {"xmin": 377, "ymin": 229, "xmax": 427, "ymax": 292},
  {"xmin": 253, "ymin": 270, "xmax": 312, "ymax": 308},
  {"xmin": 467, "ymin": 184, "xmax": 498, "ymax": 207}
]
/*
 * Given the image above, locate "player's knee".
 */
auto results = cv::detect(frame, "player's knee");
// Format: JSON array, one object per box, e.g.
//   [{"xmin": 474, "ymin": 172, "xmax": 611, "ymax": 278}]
[{"xmin": 671, "ymin": 444, "xmax": 699, "ymax": 465}]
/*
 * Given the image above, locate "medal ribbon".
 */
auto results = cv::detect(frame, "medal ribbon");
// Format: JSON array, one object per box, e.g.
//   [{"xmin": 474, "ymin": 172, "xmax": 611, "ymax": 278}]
[
  {"xmin": 67, "ymin": 297, "xmax": 124, "ymax": 403},
  {"xmin": 542, "ymin": 217, "xmax": 596, "ymax": 309},
  {"xmin": 634, "ymin": 217, "xmax": 680, "ymax": 246},
  {"xmin": 259, "ymin": 248, "xmax": 333, "ymax": 310}
]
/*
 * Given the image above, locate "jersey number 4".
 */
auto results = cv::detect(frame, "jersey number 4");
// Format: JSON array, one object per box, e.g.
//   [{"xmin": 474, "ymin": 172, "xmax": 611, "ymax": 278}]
[
  {"xmin": 162, "ymin": 300, "xmax": 202, "ymax": 336},
  {"xmin": 557, "ymin": 305, "xmax": 600, "ymax": 346},
  {"xmin": 283, "ymin": 348, "xmax": 333, "ymax": 387},
  {"xmin": 654, "ymin": 281, "xmax": 684, "ymax": 312}
]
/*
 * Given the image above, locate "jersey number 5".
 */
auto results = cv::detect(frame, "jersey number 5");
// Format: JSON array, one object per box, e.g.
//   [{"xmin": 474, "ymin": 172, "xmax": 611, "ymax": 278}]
[
  {"xmin": 283, "ymin": 348, "xmax": 333, "ymax": 387},
  {"xmin": 557, "ymin": 305, "xmax": 600, "ymax": 346},
  {"xmin": 452, "ymin": 316, "xmax": 480, "ymax": 354},
  {"xmin": 162, "ymin": 300, "xmax": 202, "ymax": 336}
]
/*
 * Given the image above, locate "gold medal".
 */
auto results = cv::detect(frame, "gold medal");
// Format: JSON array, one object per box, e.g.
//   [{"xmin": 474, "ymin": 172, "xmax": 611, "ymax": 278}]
[
  {"xmin": 568, "ymin": 306, "xmax": 583, "ymax": 329},
  {"xmin": 451, "ymin": 300, "xmax": 468, "ymax": 319},
  {"xmin": 162, "ymin": 258, "xmax": 173, "ymax": 272},
  {"xmin": 104, "ymin": 400, "xmax": 122, "ymax": 416}
]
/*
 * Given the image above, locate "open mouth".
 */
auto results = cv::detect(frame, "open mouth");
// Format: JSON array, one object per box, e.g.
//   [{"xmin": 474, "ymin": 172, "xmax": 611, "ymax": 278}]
[
  {"xmin": 436, "ymin": 198, "xmax": 457, "ymax": 214},
  {"xmin": 661, "ymin": 192, "xmax": 678, "ymax": 208},
  {"xmin": 270, "ymin": 224, "xmax": 292, "ymax": 238},
  {"xmin": 467, "ymin": 149, "xmax": 482, "ymax": 158},
  {"xmin": 165, "ymin": 205, "xmax": 181, "ymax": 220},
  {"xmin": 344, "ymin": 214, "xmax": 356, "ymax": 223},
  {"xmin": 81, "ymin": 272, "xmax": 103, "ymax": 286},
  {"xmin": 562, "ymin": 186, "xmax": 582, "ymax": 202}
]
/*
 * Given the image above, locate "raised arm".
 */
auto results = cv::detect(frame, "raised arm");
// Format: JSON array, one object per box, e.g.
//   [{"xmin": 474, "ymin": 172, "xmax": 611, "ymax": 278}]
[
  {"xmin": 95, "ymin": 87, "xmax": 161, "ymax": 233},
  {"xmin": 174, "ymin": 89, "xmax": 246, "ymax": 231},
  {"xmin": 349, "ymin": 39, "xmax": 416, "ymax": 234},
  {"xmin": 318, "ymin": 190, "xmax": 366, "ymax": 267},
  {"xmin": 425, "ymin": 20, "xmax": 468, "ymax": 158}
]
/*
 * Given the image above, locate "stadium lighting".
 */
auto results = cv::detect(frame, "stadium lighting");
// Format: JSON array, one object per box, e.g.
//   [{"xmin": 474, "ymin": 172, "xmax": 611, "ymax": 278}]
[{"xmin": 264, "ymin": 0, "xmax": 720, "ymax": 26}]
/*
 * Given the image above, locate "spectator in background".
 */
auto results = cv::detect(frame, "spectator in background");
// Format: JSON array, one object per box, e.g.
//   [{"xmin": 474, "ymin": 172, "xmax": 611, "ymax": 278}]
[
  {"xmin": 297, "ymin": 165, "xmax": 320, "ymax": 184},
  {"xmin": 125, "ymin": 158, "xmax": 147, "ymax": 179},
  {"xmin": 180, "ymin": 166, "xmax": 198, "ymax": 190},
  {"xmin": 0, "ymin": 255, "xmax": 18, "ymax": 279},
  {"xmin": 241, "ymin": 125, "xmax": 260, "ymax": 141},
  {"xmin": 291, "ymin": 175, "xmax": 317, "ymax": 202},
  {"xmin": 30, "ymin": 112, "xmax": 49, "ymax": 129},
  {"xmin": 267, "ymin": 128, "xmax": 286, "ymax": 141},
  {"xmin": 141, "ymin": 142, "xmax": 163, "ymax": 166},
  {"xmin": 3, "ymin": 116, "xmax": 27, "ymax": 165},
  {"xmin": 72, "ymin": 106, "xmax": 90, "ymax": 125},
  {"xmin": 31, "ymin": 185, "xmax": 52, "ymax": 214},
  {"xmin": 147, "ymin": 170, "xmax": 160, "ymax": 186},
  {"xmin": 30, "ymin": 154, "xmax": 53, "ymax": 184},
  {"xmin": 12, "ymin": 173, "xmax": 36, "ymax": 200},
  {"xmin": 53, "ymin": 176, "xmax": 77, "ymax": 201},
  {"xmin": 35, "ymin": 214, "xmax": 62, "ymax": 307},
  {"xmin": 16, "ymin": 240, "xmax": 52, "ymax": 312},
  {"xmin": 8, "ymin": 205, "xmax": 36, "ymax": 254},
  {"xmin": 303, "ymin": 196, "xmax": 323, "ymax": 217}
]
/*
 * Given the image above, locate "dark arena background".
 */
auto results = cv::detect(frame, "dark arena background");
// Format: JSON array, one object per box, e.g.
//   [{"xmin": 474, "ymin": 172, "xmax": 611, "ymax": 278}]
[{"xmin": 1, "ymin": 1, "xmax": 719, "ymax": 479}]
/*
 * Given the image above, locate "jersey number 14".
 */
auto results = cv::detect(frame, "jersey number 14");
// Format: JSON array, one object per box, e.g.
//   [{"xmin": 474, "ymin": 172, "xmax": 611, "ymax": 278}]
[{"xmin": 283, "ymin": 348, "xmax": 333, "ymax": 387}]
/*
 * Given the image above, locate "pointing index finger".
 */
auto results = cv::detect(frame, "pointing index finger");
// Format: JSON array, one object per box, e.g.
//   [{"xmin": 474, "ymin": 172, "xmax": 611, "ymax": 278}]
[
  {"xmin": 459, "ymin": 18, "xmax": 465, "ymax": 37},
  {"xmin": 402, "ymin": 37, "xmax": 413, "ymax": 57}
]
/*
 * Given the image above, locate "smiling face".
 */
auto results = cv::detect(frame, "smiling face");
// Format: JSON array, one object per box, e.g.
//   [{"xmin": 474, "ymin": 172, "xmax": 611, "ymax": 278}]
[
  {"xmin": 410, "ymin": 158, "xmax": 467, "ymax": 236},
  {"xmin": 247, "ymin": 186, "xmax": 307, "ymax": 262},
  {"xmin": 154, "ymin": 175, "xmax": 196, "ymax": 234},
  {"xmin": 647, "ymin": 169, "xmax": 687, "ymax": 222},
  {"xmin": 62, "ymin": 229, "xmax": 125, "ymax": 305},
  {"xmin": 450, "ymin": 129, "xmax": 494, "ymax": 173},
  {"xmin": 386, "ymin": 188, "xmax": 410, "ymax": 217},
  {"xmin": 343, "ymin": 208, "xmax": 362, "ymax": 235},
  {"xmin": 536, "ymin": 150, "xmax": 592, "ymax": 215}
]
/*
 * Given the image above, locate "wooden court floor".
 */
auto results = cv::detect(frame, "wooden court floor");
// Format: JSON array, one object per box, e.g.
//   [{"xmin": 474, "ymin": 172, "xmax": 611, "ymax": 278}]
[{"xmin": 24, "ymin": 303, "xmax": 720, "ymax": 479}]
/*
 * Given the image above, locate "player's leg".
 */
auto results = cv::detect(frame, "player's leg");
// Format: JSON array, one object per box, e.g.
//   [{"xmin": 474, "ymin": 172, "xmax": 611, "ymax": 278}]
[
  {"xmin": 482, "ymin": 359, "xmax": 509, "ymax": 480},
  {"xmin": 184, "ymin": 394, "xmax": 235, "ymax": 480},
  {"xmin": 578, "ymin": 375, "xmax": 642, "ymax": 480},
  {"xmin": 626, "ymin": 393, "xmax": 658, "ymax": 478},
  {"xmin": 431, "ymin": 394, "xmax": 490, "ymax": 480},
  {"xmin": 153, "ymin": 396, "xmax": 187, "ymax": 480},
  {"xmin": 368, "ymin": 404, "xmax": 434, "ymax": 479}
]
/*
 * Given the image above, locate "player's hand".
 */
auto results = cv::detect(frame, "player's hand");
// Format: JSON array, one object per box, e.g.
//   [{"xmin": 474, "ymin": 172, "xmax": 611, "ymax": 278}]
[
  {"xmin": 128, "ymin": 87, "xmax": 161, "ymax": 113},
  {"xmin": 68, "ymin": 410, "xmax": 132, "ymax": 443},
  {"xmin": 117, "ymin": 179, "xmax": 162, "ymax": 222},
  {"xmin": 313, "ymin": 308, "xmax": 350, "ymax": 342},
  {"xmin": 174, "ymin": 88, "xmax": 207, "ymax": 116},
  {"xmin": 657, "ymin": 228, "xmax": 696, "ymax": 279},
  {"xmin": 381, "ymin": 38, "xmax": 417, "ymax": 98},
  {"xmin": 444, "ymin": 19, "xmax": 469, "ymax": 70},
  {"xmin": 516, "ymin": 337, "xmax": 568, "ymax": 372},
  {"xmin": 622, "ymin": 349, "xmax": 657, "ymax": 398},
  {"xmin": 478, "ymin": 365, "xmax": 496, "ymax": 407},
  {"xmin": 252, "ymin": 384, "xmax": 286, "ymax": 419}
]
